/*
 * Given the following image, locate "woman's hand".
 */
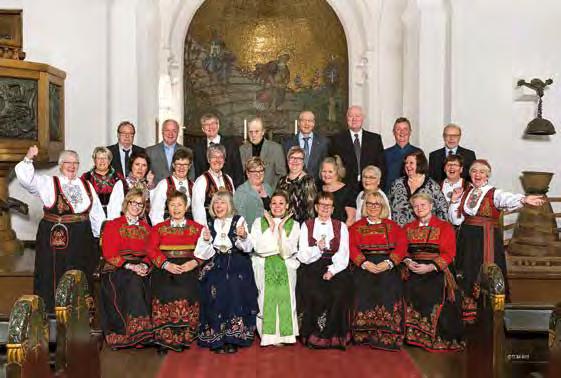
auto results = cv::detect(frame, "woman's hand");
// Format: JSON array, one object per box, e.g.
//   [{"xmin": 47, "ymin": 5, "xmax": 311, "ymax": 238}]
[
  {"xmin": 263, "ymin": 211, "xmax": 275, "ymax": 230},
  {"xmin": 409, "ymin": 263, "xmax": 435, "ymax": 275},
  {"xmin": 450, "ymin": 187, "xmax": 463, "ymax": 202},
  {"xmin": 236, "ymin": 224, "xmax": 247, "ymax": 239},
  {"xmin": 180, "ymin": 260, "xmax": 198, "ymax": 273},
  {"xmin": 26, "ymin": 145, "xmax": 39, "ymax": 160},
  {"xmin": 202, "ymin": 227, "xmax": 211, "ymax": 241},
  {"xmin": 523, "ymin": 195, "xmax": 546, "ymax": 207},
  {"xmin": 164, "ymin": 262, "xmax": 183, "ymax": 275},
  {"xmin": 279, "ymin": 212, "xmax": 293, "ymax": 231},
  {"xmin": 323, "ymin": 271, "xmax": 334, "ymax": 281}
]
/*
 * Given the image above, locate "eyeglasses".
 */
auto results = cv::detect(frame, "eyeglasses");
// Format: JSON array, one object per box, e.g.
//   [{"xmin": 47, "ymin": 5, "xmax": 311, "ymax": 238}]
[
  {"xmin": 248, "ymin": 169, "xmax": 264, "ymax": 174},
  {"xmin": 129, "ymin": 201, "xmax": 145, "ymax": 208},
  {"xmin": 174, "ymin": 163, "xmax": 191, "ymax": 168},
  {"xmin": 209, "ymin": 155, "xmax": 225, "ymax": 161},
  {"xmin": 362, "ymin": 175, "xmax": 379, "ymax": 180},
  {"xmin": 365, "ymin": 201, "xmax": 382, "ymax": 208},
  {"xmin": 62, "ymin": 161, "xmax": 79, "ymax": 166},
  {"xmin": 119, "ymin": 132, "xmax": 135, "ymax": 136},
  {"xmin": 288, "ymin": 156, "xmax": 304, "ymax": 162},
  {"xmin": 444, "ymin": 134, "xmax": 461, "ymax": 138},
  {"xmin": 317, "ymin": 203, "xmax": 333, "ymax": 209}
]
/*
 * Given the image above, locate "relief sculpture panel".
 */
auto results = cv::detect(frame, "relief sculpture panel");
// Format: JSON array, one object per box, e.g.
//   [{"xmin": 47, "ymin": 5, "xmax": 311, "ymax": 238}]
[{"xmin": 0, "ymin": 77, "xmax": 37, "ymax": 139}]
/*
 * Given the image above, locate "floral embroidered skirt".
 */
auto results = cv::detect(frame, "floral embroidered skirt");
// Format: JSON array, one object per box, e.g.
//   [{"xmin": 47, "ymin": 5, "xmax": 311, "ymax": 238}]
[
  {"xmin": 404, "ymin": 266, "xmax": 464, "ymax": 352},
  {"xmin": 198, "ymin": 251, "xmax": 258, "ymax": 349},
  {"xmin": 296, "ymin": 257, "xmax": 353, "ymax": 349},
  {"xmin": 456, "ymin": 223, "xmax": 508, "ymax": 323},
  {"xmin": 352, "ymin": 253, "xmax": 404, "ymax": 350},
  {"xmin": 100, "ymin": 267, "xmax": 153, "ymax": 348},
  {"xmin": 151, "ymin": 257, "xmax": 200, "ymax": 351}
]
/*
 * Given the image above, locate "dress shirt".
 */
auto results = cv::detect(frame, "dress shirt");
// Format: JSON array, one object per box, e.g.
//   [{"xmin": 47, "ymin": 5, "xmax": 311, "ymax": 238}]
[
  {"xmin": 118, "ymin": 143, "xmax": 131, "ymax": 175},
  {"xmin": 164, "ymin": 143, "xmax": 176, "ymax": 170},
  {"xmin": 349, "ymin": 129, "xmax": 363, "ymax": 146},
  {"xmin": 446, "ymin": 147, "xmax": 458, "ymax": 156},
  {"xmin": 297, "ymin": 218, "xmax": 349, "ymax": 276},
  {"xmin": 298, "ymin": 132, "xmax": 314, "ymax": 150},
  {"xmin": 207, "ymin": 135, "xmax": 221, "ymax": 146}
]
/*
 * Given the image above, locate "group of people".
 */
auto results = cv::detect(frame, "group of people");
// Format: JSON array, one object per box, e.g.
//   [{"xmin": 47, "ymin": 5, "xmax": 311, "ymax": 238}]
[{"xmin": 14, "ymin": 105, "xmax": 546, "ymax": 355}]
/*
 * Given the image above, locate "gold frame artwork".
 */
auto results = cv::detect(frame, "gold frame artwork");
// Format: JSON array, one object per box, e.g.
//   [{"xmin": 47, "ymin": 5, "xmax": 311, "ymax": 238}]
[{"xmin": 0, "ymin": 10, "xmax": 23, "ymax": 49}]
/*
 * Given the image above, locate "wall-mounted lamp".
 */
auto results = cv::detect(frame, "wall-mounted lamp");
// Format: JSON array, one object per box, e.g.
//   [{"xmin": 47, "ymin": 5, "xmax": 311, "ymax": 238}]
[{"xmin": 517, "ymin": 78, "xmax": 555, "ymax": 135}]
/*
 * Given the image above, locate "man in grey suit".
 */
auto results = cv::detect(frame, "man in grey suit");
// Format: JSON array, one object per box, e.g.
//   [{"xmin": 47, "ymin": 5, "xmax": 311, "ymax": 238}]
[
  {"xmin": 282, "ymin": 110, "xmax": 329, "ymax": 181},
  {"xmin": 145, "ymin": 119, "xmax": 188, "ymax": 184},
  {"xmin": 239, "ymin": 117, "xmax": 286, "ymax": 188}
]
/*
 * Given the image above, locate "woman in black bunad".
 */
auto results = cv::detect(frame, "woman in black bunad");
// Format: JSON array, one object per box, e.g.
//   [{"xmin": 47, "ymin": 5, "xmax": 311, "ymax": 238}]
[
  {"xmin": 147, "ymin": 190, "xmax": 206, "ymax": 354},
  {"xmin": 149, "ymin": 148, "xmax": 194, "ymax": 225},
  {"xmin": 81, "ymin": 146, "xmax": 125, "ymax": 216},
  {"xmin": 14, "ymin": 145, "xmax": 105, "ymax": 312},
  {"xmin": 100, "ymin": 188, "xmax": 153, "ymax": 349},
  {"xmin": 404, "ymin": 193, "xmax": 464, "ymax": 351},
  {"xmin": 297, "ymin": 191, "xmax": 352, "ymax": 349},
  {"xmin": 349, "ymin": 191, "xmax": 408, "ymax": 350},
  {"xmin": 106, "ymin": 150, "xmax": 155, "ymax": 222},
  {"xmin": 449, "ymin": 159, "xmax": 545, "ymax": 322},
  {"xmin": 196, "ymin": 190, "xmax": 258, "ymax": 354}
]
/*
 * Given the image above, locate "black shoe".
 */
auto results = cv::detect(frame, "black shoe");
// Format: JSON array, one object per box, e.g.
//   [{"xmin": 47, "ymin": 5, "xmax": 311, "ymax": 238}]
[
  {"xmin": 157, "ymin": 347, "xmax": 168, "ymax": 355},
  {"xmin": 212, "ymin": 346, "xmax": 226, "ymax": 354},
  {"xmin": 225, "ymin": 344, "xmax": 238, "ymax": 353}
]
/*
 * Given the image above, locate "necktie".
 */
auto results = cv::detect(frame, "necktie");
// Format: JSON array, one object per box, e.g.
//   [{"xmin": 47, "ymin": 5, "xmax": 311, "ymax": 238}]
[
  {"xmin": 353, "ymin": 133, "xmax": 361, "ymax": 168},
  {"xmin": 447, "ymin": 149, "xmax": 453, "ymax": 157},
  {"xmin": 303, "ymin": 137, "xmax": 310, "ymax": 166},
  {"xmin": 123, "ymin": 149, "xmax": 130, "ymax": 176}
]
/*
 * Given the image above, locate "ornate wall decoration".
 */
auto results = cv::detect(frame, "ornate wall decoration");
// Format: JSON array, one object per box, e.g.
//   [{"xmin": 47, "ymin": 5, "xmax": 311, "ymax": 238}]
[
  {"xmin": 0, "ymin": 77, "xmax": 38, "ymax": 139},
  {"xmin": 184, "ymin": 0, "xmax": 348, "ymax": 137},
  {"xmin": 49, "ymin": 83, "xmax": 62, "ymax": 141}
]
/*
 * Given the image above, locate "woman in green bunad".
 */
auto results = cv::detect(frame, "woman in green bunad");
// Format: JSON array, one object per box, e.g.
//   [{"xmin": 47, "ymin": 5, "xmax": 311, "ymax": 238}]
[{"xmin": 250, "ymin": 191, "xmax": 300, "ymax": 346}]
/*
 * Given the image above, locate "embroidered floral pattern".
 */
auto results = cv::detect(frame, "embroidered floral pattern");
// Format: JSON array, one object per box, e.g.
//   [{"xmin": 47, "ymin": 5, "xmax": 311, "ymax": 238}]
[
  {"xmin": 105, "ymin": 315, "xmax": 153, "ymax": 347},
  {"xmin": 152, "ymin": 299, "xmax": 199, "ymax": 347},
  {"xmin": 198, "ymin": 316, "xmax": 256, "ymax": 344},
  {"xmin": 118, "ymin": 225, "xmax": 149, "ymax": 240},
  {"xmin": 407, "ymin": 227, "xmax": 441, "ymax": 242},
  {"xmin": 353, "ymin": 302, "xmax": 403, "ymax": 333}
]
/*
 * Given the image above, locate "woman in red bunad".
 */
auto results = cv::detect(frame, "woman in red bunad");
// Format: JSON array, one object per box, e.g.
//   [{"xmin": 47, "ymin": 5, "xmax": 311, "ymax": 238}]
[
  {"xmin": 403, "ymin": 193, "xmax": 464, "ymax": 352},
  {"xmin": 349, "ymin": 191, "xmax": 408, "ymax": 350},
  {"xmin": 147, "ymin": 190, "xmax": 206, "ymax": 354},
  {"xmin": 100, "ymin": 188, "xmax": 154, "ymax": 349}
]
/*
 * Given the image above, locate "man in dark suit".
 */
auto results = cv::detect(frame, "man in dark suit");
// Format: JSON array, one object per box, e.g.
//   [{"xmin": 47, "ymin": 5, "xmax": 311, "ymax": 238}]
[
  {"xmin": 192, "ymin": 113, "xmax": 244, "ymax": 187},
  {"xmin": 107, "ymin": 121, "xmax": 145, "ymax": 177},
  {"xmin": 428, "ymin": 123, "xmax": 476, "ymax": 183},
  {"xmin": 145, "ymin": 119, "xmax": 189, "ymax": 184},
  {"xmin": 329, "ymin": 105, "xmax": 386, "ymax": 188},
  {"xmin": 281, "ymin": 110, "xmax": 329, "ymax": 181}
]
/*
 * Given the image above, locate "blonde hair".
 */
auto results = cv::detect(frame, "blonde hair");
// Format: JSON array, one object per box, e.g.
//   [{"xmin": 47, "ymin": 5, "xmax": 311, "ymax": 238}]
[
  {"xmin": 245, "ymin": 156, "xmax": 265, "ymax": 173},
  {"xmin": 91, "ymin": 146, "xmax": 113, "ymax": 162},
  {"xmin": 121, "ymin": 188, "xmax": 146, "ymax": 216},
  {"xmin": 362, "ymin": 191, "xmax": 389, "ymax": 219},
  {"xmin": 409, "ymin": 192, "xmax": 434, "ymax": 206},
  {"xmin": 321, "ymin": 155, "xmax": 346, "ymax": 180},
  {"xmin": 209, "ymin": 189, "xmax": 236, "ymax": 218}
]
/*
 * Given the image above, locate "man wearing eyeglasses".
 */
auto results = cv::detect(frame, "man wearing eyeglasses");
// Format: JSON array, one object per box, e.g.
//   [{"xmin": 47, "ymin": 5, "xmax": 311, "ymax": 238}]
[
  {"xmin": 428, "ymin": 123, "xmax": 476, "ymax": 183},
  {"xmin": 239, "ymin": 117, "xmax": 286, "ymax": 188},
  {"xmin": 107, "ymin": 121, "xmax": 145, "ymax": 177}
]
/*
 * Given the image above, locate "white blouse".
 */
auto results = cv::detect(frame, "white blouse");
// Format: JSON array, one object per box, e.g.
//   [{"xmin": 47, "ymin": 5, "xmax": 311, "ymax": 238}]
[
  {"xmin": 149, "ymin": 176, "xmax": 192, "ymax": 225},
  {"xmin": 448, "ymin": 183, "xmax": 524, "ymax": 226},
  {"xmin": 441, "ymin": 178, "xmax": 465, "ymax": 204},
  {"xmin": 191, "ymin": 171, "xmax": 235, "ymax": 226},
  {"xmin": 297, "ymin": 218, "xmax": 349, "ymax": 275},
  {"xmin": 250, "ymin": 217, "xmax": 300, "ymax": 260},
  {"xmin": 106, "ymin": 180, "xmax": 155, "ymax": 221},
  {"xmin": 195, "ymin": 216, "xmax": 252, "ymax": 260},
  {"xmin": 14, "ymin": 158, "xmax": 105, "ymax": 237}
]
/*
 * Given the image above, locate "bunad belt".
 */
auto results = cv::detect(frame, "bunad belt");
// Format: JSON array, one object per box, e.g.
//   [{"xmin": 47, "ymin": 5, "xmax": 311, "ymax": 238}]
[{"xmin": 411, "ymin": 251, "xmax": 458, "ymax": 302}]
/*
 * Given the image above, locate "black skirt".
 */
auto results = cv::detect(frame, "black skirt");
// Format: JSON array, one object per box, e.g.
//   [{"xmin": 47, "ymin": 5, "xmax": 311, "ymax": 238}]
[
  {"xmin": 35, "ymin": 218, "xmax": 97, "ymax": 312},
  {"xmin": 99, "ymin": 267, "xmax": 153, "ymax": 348},
  {"xmin": 296, "ymin": 257, "xmax": 353, "ymax": 349},
  {"xmin": 352, "ymin": 254, "xmax": 404, "ymax": 350},
  {"xmin": 150, "ymin": 257, "xmax": 200, "ymax": 351}
]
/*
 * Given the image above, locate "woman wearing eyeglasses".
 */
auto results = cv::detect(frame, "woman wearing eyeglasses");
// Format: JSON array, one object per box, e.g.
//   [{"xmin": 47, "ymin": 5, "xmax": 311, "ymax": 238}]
[
  {"xmin": 297, "ymin": 191, "xmax": 352, "ymax": 349},
  {"xmin": 107, "ymin": 150, "xmax": 155, "ymax": 223},
  {"xmin": 15, "ymin": 145, "xmax": 105, "ymax": 312},
  {"xmin": 234, "ymin": 157, "xmax": 273, "ymax": 227},
  {"xmin": 149, "ymin": 148, "xmax": 194, "ymax": 225},
  {"xmin": 349, "ymin": 191, "xmax": 407, "ymax": 350},
  {"xmin": 250, "ymin": 191, "xmax": 300, "ymax": 346},
  {"xmin": 147, "ymin": 190, "xmax": 207, "ymax": 354},
  {"xmin": 100, "ymin": 188, "xmax": 153, "ymax": 349},
  {"xmin": 403, "ymin": 193, "xmax": 464, "ymax": 352},
  {"xmin": 276, "ymin": 146, "xmax": 317, "ymax": 223}
]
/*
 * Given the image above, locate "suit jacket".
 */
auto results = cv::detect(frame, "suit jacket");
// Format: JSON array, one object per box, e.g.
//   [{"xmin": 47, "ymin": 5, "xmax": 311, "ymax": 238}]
[
  {"xmin": 329, "ymin": 129, "xmax": 386, "ymax": 188},
  {"xmin": 145, "ymin": 142, "xmax": 188, "ymax": 184},
  {"xmin": 193, "ymin": 135, "xmax": 244, "ymax": 187},
  {"xmin": 428, "ymin": 145, "xmax": 476, "ymax": 183},
  {"xmin": 281, "ymin": 132, "xmax": 330, "ymax": 181},
  {"xmin": 239, "ymin": 139, "xmax": 286, "ymax": 188},
  {"xmin": 107, "ymin": 143, "xmax": 145, "ymax": 177}
]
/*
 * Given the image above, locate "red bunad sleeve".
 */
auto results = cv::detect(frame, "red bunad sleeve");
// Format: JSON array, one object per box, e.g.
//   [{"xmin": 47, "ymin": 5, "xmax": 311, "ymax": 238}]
[
  {"xmin": 349, "ymin": 223, "xmax": 366, "ymax": 267},
  {"xmin": 434, "ymin": 221, "xmax": 456, "ymax": 271},
  {"xmin": 147, "ymin": 226, "xmax": 167, "ymax": 269},
  {"xmin": 388, "ymin": 221, "xmax": 408, "ymax": 266},
  {"xmin": 101, "ymin": 220, "xmax": 126, "ymax": 268}
]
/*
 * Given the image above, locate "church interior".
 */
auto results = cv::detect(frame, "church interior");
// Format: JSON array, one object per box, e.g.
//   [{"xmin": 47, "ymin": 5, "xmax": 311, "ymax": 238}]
[{"xmin": 1, "ymin": 0, "xmax": 561, "ymax": 377}]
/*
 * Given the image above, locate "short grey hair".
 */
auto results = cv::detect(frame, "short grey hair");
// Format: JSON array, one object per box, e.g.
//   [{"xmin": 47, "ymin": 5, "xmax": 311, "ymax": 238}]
[
  {"xmin": 91, "ymin": 146, "xmax": 113, "ymax": 162},
  {"xmin": 58, "ymin": 150, "xmax": 80, "ymax": 166},
  {"xmin": 206, "ymin": 144, "xmax": 227, "ymax": 162},
  {"xmin": 362, "ymin": 165, "xmax": 381, "ymax": 179}
]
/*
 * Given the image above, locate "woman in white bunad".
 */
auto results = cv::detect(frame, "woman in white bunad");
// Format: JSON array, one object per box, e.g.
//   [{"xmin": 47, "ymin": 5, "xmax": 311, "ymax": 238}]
[
  {"xmin": 250, "ymin": 191, "xmax": 300, "ymax": 346},
  {"xmin": 15, "ymin": 145, "xmax": 105, "ymax": 312},
  {"xmin": 448, "ymin": 159, "xmax": 545, "ymax": 323}
]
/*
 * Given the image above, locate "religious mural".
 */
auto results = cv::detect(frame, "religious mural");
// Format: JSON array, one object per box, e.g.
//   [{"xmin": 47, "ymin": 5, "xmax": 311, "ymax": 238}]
[{"xmin": 184, "ymin": 0, "xmax": 348, "ymax": 138}]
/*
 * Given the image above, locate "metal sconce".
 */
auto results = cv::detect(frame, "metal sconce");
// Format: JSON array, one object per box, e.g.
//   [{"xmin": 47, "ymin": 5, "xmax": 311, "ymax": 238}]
[{"xmin": 517, "ymin": 78, "xmax": 555, "ymax": 135}]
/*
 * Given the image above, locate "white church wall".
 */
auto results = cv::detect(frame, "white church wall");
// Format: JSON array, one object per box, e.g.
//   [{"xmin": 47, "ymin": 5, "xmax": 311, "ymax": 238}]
[{"xmin": 449, "ymin": 0, "xmax": 561, "ymax": 194}]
